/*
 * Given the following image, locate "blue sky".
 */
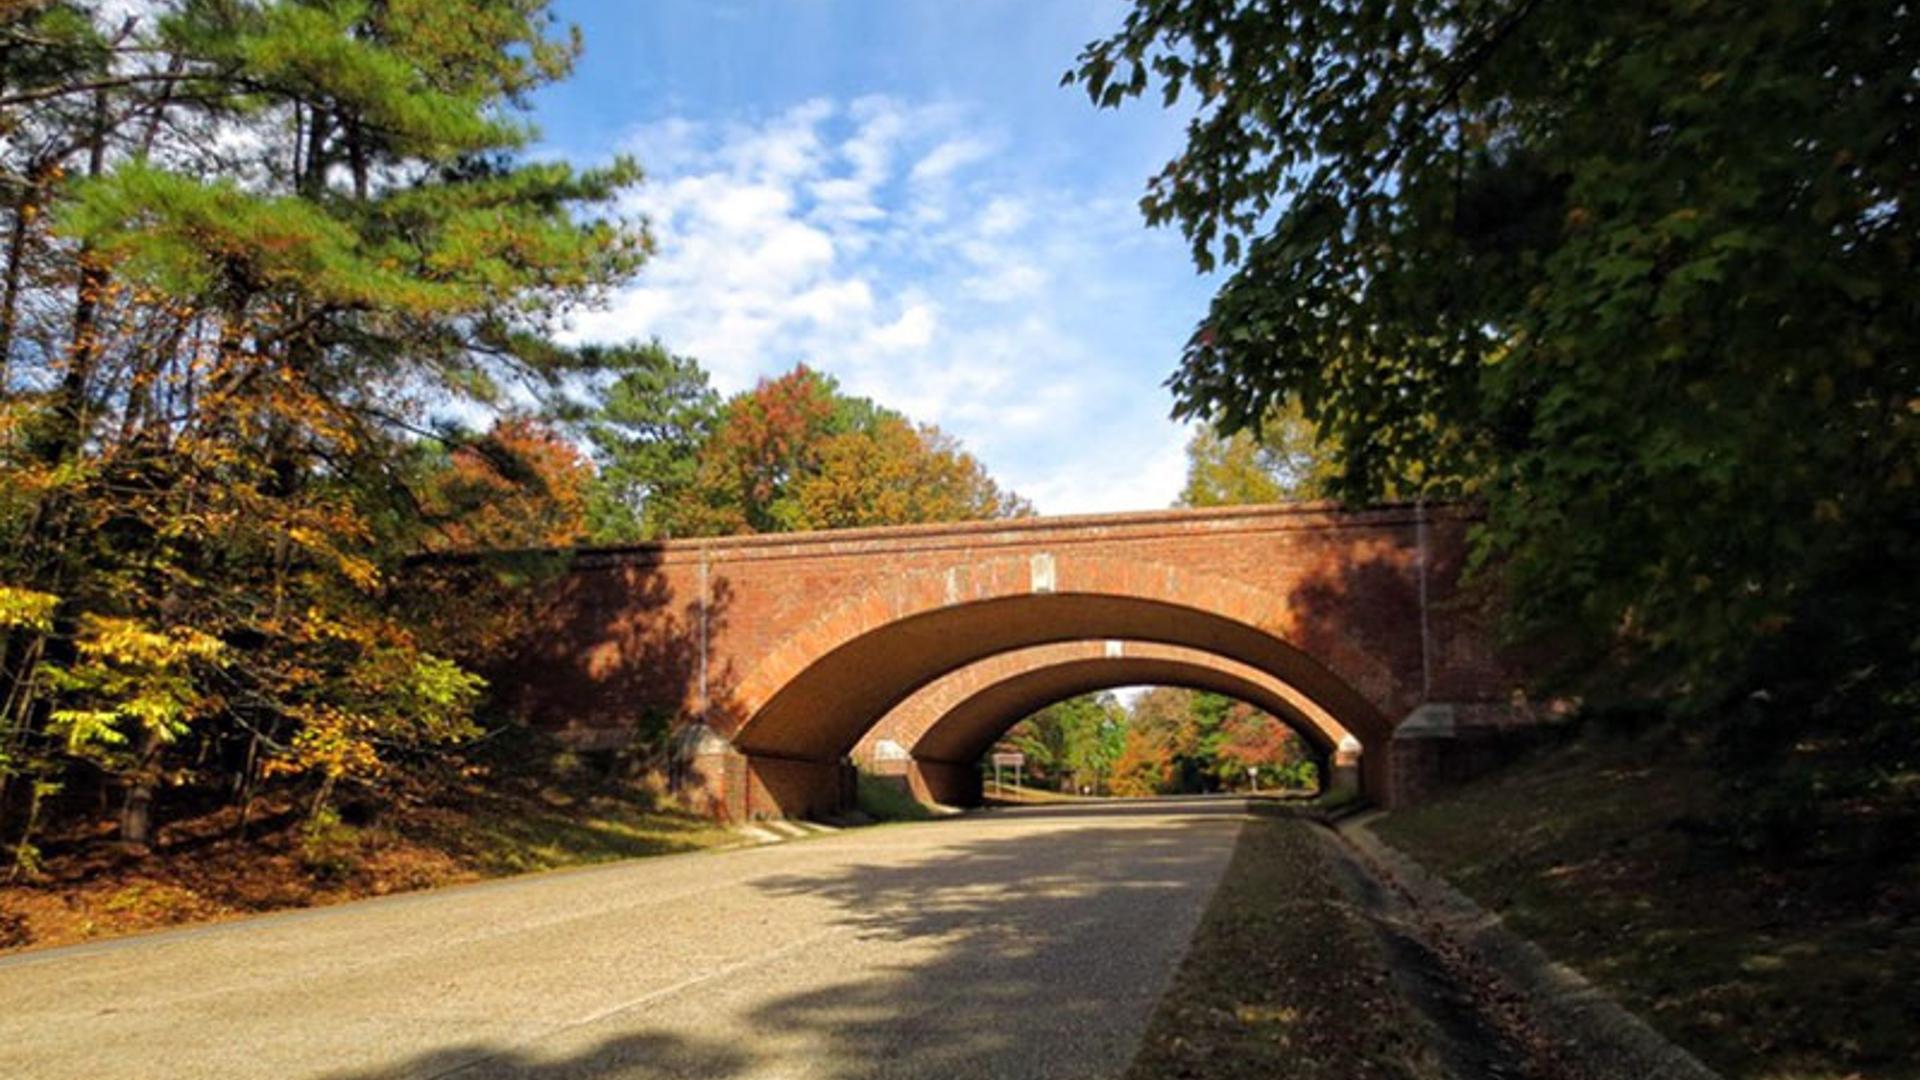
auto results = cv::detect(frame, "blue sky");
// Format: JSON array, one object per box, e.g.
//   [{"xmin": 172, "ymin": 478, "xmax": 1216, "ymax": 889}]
[{"xmin": 532, "ymin": 1, "xmax": 1215, "ymax": 514}]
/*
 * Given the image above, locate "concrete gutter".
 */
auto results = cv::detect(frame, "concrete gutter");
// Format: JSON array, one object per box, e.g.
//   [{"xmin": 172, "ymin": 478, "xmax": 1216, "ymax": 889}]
[{"xmin": 1336, "ymin": 810, "xmax": 1721, "ymax": 1080}]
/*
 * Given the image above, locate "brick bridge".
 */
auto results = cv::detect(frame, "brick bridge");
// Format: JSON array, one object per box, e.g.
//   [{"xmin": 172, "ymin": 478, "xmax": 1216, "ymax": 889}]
[{"xmin": 493, "ymin": 503, "xmax": 1536, "ymax": 820}]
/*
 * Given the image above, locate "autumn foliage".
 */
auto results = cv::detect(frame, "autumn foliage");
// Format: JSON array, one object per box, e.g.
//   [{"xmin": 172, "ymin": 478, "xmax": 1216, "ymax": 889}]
[
  {"xmin": 0, "ymin": 5, "xmax": 1030, "ymax": 876},
  {"xmin": 650, "ymin": 365, "xmax": 1030, "ymax": 537},
  {"xmin": 996, "ymin": 689, "xmax": 1318, "ymax": 798},
  {"xmin": 0, "ymin": 0, "xmax": 639, "ymax": 866}
]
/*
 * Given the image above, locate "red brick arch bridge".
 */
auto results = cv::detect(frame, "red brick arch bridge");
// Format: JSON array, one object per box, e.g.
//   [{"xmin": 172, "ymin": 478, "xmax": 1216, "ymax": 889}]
[{"xmin": 493, "ymin": 503, "xmax": 1538, "ymax": 820}]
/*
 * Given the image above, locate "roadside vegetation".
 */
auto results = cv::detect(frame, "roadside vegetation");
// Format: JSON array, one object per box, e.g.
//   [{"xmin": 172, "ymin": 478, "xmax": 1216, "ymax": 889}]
[
  {"xmin": 0, "ymin": 2, "xmax": 1027, "ymax": 911},
  {"xmin": 0, "ymin": 728, "xmax": 736, "ymax": 954},
  {"xmin": 1374, "ymin": 724, "xmax": 1920, "ymax": 1080},
  {"xmin": 853, "ymin": 770, "xmax": 938, "ymax": 823},
  {"xmin": 1127, "ymin": 808, "xmax": 1440, "ymax": 1080},
  {"xmin": 1075, "ymin": 2, "xmax": 1918, "ymax": 1072}
]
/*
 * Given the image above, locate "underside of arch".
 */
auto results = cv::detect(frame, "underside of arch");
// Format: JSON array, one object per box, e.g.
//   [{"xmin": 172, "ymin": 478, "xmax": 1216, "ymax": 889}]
[
  {"xmin": 730, "ymin": 592, "xmax": 1390, "ymax": 767},
  {"xmin": 910, "ymin": 656, "xmax": 1346, "ymax": 765},
  {"xmin": 863, "ymin": 640, "xmax": 1352, "ymax": 763}
]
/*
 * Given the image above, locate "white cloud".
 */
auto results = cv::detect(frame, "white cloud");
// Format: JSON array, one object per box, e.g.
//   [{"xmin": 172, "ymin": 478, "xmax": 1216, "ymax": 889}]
[
  {"xmin": 977, "ymin": 197, "xmax": 1031, "ymax": 237},
  {"xmin": 867, "ymin": 303, "xmax": 939, "ymax": 351},
  {"xmin": 909, "ymin": 136, "xmax": 997, "ymax": 184},
  {"xmin": 565, "ymin": 97, "xmax": 1204, "ymax": 514}
]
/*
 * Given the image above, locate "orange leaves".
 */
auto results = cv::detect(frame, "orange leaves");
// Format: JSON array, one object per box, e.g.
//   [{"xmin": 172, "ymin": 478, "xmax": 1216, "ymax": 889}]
[
  {"xmin": 1215, "ymin": 707, "xmax": 1305, "ymax": 772},
  {"xmin": 1111, "ymin": 726, "xmax": 1175, "ymax": 797},
  {"xmin": 418, "ymin": 417, "xmax": 595, "ymax": 552},
  {"xmin": 655, "ymin": 364, "xmax": 1029, "ymax": 536}
]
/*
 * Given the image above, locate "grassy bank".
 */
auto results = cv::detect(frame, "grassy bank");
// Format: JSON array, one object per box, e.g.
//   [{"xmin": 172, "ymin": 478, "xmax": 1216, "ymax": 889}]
[
  {"xmin": 1374, "ymin": 728, "xmax": 1920, "ymax": 1080},
  {"xmin": 854, "ymin": 770, "xmax": 939, "ymax": 822},
  {"xmin": 0, "ymin": 738, "xmax": 737, "ymax": 955},
  {"xmin": 1127, "ymin": 808, "xmax": 1441, "ymax": 1079}
]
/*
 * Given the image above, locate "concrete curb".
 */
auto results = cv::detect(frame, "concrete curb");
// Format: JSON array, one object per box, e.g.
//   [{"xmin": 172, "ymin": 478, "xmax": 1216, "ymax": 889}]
[
  {"xmin": 730, "ymin": 819, "xmax": 841, "ymax": 846},
  {"xmin": 1337, "ymin": 811, "xmax": 1720, "ymax": 1080}
]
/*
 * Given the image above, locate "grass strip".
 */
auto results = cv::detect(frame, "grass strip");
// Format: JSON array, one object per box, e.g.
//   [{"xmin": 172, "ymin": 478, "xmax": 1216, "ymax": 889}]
[
  {"xmin": 1374, "ymin": 731, "xmax": 1920, "ymax": 1080},
  {"xmin": 1127, "ymin": 809, "xmax": 1440, "ymax": 1080}
]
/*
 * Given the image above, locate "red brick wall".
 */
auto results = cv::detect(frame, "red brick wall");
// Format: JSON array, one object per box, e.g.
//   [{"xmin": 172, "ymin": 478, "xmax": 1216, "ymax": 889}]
[{"xmin": 491, "ymin": 502, "xmax": 1528, "ymax": 814}]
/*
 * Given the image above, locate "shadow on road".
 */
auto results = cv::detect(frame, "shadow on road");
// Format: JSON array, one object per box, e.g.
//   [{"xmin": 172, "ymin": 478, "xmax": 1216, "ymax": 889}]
[
  {"xmin": 321, "ymin": 809, "xmax": 1244, "ymax": 1080},
  {"xmin": 322, "ymin": 1033, "xmax": 751, "ymax": 1080}
]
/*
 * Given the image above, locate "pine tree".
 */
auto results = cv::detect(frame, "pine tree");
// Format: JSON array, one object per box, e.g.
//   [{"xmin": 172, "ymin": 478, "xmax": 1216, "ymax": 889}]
[{"xmin": 1, "ymin": 0, "xmax": 645, "ymax": 854}]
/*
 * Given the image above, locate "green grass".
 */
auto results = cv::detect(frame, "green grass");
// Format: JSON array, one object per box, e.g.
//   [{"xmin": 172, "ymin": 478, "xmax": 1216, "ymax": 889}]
[
  {"xmin": 854, "ymin": 771, "xmax": 937, "ymax": 822},
  {"xmin": 1128, "ymin": 809, "xmax": 1440, "ymax": 1080},
  {"xmin": 1373, "ymin": 729, "xmax": 1920, "ymax": 1080},
  {"xmin": 444, "ymin": 795, "xmax": 738, "ymax": 875},
  {"xmin": 980, "ymin": 780, "xmax": 1088, "ymax": 804}
]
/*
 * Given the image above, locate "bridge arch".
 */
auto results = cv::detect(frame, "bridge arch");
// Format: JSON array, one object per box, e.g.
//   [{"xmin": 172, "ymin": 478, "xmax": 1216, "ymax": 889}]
[
  {"xmin": 716, "ymin": 554, "xmax": 1399, "ymax": 814},
  {"xmin": 488, "ymin": 504, "xmax": 1525, "ymax": 820},
  {"xmin": 853, "ymin": 640, "xmax": 1366, "ymax": 805}
]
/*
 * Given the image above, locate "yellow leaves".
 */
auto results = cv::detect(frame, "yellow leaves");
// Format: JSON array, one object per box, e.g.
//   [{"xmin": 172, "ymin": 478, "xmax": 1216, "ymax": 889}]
[
  {"xmin": 0, "ymin": 586, "xmax": 59, "ymax": 632},
  {"xmin": 279, "ymin": 705, "xmax": 387, "ymax": 782},
  {"xmin": 75, "ymin": 615, "xmax": 225, "ymax": 668},
  {"xmin": 40, "ymin": 616, "xmax": 227, "ymax": 753},
  {"xmin": 334, "ymin": 553, "xmax": 382, "ymax": 592},
  {"xmin": 286, "ymin": 524, "xmax": 382, "ymax": 591}
]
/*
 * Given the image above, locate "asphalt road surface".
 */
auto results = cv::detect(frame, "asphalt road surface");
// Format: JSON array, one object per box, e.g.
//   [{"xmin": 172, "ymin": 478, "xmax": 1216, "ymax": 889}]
[{"xmin": 0, "ymin": 799, "xmax": 1248, "ymax": 1079}]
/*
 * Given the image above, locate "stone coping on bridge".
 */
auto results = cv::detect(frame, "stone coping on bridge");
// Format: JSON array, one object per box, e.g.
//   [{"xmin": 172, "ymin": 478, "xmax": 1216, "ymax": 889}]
[{"xmin": 438, "ymin": 500, "xmax": 1481, "ymax": 568}]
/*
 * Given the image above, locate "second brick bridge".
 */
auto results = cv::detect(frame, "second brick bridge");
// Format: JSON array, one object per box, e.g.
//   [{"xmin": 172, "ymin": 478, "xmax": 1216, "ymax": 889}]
[{"xmin": 494, "ymin": 503, "xmax": 1537, "ymax": 820}]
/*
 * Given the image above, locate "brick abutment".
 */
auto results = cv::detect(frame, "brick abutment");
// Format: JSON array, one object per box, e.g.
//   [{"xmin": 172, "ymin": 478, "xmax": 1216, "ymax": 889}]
[{"xmin": 488, "ymin": 503, "xmax": 1538, "ymax": 819}]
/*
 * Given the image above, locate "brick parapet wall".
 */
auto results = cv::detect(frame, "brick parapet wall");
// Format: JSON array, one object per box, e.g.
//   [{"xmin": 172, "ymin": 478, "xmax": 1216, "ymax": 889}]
[{"xmin": 485, "ymin": 502, "xmax": 1529, "ymax": 816}]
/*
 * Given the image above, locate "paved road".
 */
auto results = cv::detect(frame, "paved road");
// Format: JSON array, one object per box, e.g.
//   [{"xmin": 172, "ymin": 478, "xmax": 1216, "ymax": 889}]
[{"xmin": 0, "ymin": 799, "xmax": 1247, "ymax": 1080}]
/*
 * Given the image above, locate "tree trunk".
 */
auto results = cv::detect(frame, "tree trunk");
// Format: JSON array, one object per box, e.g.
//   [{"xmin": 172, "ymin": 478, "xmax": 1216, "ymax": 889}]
[
  {"xmin": 47, "ymin": 90, "xmax": 111, "ymax": 467},
  {"xmin": 0, "ymin": 163, "xmax": 43, "ymax": 383},
  {"xmin": 119, "ymin": 724, "xmax": 159, "ymax": 849}
]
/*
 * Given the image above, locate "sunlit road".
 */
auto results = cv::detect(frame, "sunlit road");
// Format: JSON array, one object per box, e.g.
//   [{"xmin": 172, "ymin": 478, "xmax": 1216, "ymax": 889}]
[{"xmin": 0, "ymin": 799, "xmax": 1247, "ymax": 1079}]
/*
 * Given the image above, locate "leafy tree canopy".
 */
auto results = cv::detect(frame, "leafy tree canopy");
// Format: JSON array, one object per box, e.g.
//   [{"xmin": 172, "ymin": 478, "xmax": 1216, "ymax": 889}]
[
  {"xmin": 1179, "ymin": 399, "xmax": 1339, "ymax": 507},
  {"xmin": 996, "ymin": 688, "xmax": 1314, "ymax": 796},
  {"xmin": 0, "ymin": 0, "xmax": 639, "ymax": 854},
  {"xmin": 649, "ymin": 364, "xmax": 1032, "ymax": 538},
  {"xmin": 1073, "ymin": 0, "xmax": 1920, "ymax": 776}
]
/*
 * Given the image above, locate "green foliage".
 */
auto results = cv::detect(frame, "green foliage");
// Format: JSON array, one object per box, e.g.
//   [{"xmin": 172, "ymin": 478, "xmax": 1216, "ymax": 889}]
[
  {"xmin": 1179, "ymin": 400, "xmax": 1340, "ymax": 507},
  {"xmin": 39, "ymin": 616, "xmax": 227, "ymax": 760},
  {"xmin": 0, "ymin": 0, "xmax": 642, "ymax": 855},
  {"xmin": 855, "ymin": 770, "xmax": 937, "ymax": 822},
  {"xmin": 1075, "ymin": 0, "xmax": 1920, "ymax": 781},
  {"xmin": 296, "ymin": 806, "xmax": 362, "ymax": 881},
  {"xmin": 574, "ymin": 342, "xmax": 719, "ymax": 542},
  {"xmin": 999, "ymin": 692, "xmax": 1128, "ymax": 793},
  {"xmin": 998, "ymin": 689, "xmax": 1315, "ymax": 797}
]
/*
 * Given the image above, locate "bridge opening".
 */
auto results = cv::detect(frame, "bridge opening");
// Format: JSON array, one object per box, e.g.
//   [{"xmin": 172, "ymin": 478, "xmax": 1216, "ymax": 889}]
[
  {"xmin": 981, "ymin": 686, "xmax": 1327, "ymax": 802},
  {"xmin": 705, "ymin": 592, "xmax": 1384, "ymax": 818},
  {"xmin": 846, "ymin": 641, "xmax": 1361, "ymax": 810}
]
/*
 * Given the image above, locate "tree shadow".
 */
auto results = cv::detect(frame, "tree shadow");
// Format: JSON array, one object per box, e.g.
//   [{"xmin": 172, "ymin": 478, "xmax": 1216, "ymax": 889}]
[
  {"xmin": 729, "ymin": 812, "xmax": 1242, "ymax": 1078},
  {"xmin": 481, "ymin": 552, "xmax": 745, "ymax": 771},
  {"xmin": 320, "ymin": 1031, "xmax": 752, "ymax": 1080},
  {"xmin": 311, "ymin": 809, "xmax": 1246, "ymax": 1079}
]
